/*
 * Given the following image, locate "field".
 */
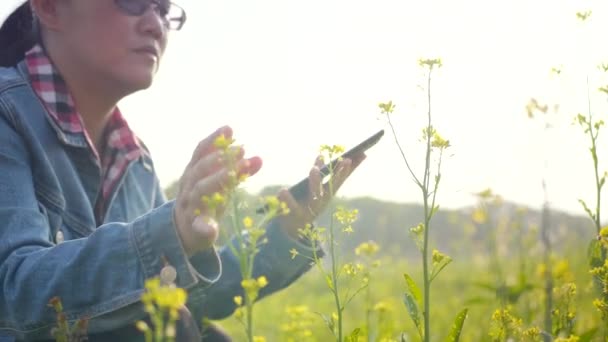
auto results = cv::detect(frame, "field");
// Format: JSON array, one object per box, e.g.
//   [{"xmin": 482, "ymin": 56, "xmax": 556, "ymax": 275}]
[{"xmin": 215, "ymin": 221, "xmax": 604, "ymax": 341}]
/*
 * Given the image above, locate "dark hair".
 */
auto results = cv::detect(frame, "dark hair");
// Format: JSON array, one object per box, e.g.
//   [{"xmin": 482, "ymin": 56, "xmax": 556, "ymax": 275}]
[{"xmin": 0, "ymin": 3, "xmax": 37, "ymax": 67}]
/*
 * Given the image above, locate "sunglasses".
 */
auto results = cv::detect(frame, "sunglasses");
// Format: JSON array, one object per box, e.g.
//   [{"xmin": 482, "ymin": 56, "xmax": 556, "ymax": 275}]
[{"xmin": 114, "ymin": 0, "xmax": 187, "ymax": 31}]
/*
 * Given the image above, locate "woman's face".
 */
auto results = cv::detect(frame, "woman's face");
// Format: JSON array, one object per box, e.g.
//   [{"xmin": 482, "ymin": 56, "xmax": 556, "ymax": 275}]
[{"xmin": 50, "ymin": 0, "xmax": 173, "ymax": 94}]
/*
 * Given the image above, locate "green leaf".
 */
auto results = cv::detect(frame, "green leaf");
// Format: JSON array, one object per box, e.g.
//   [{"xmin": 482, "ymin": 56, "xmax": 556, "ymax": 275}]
[
  {"xmin": 445, "ymin": 308, "xmax": 468, "ymax": 342},
  {"xmin": 578, "ymin": 199, "xmax": 595, "ymax": 222},
  {"xmin": 430, "ymin": 204, "xmax": 440, "ymax": 218},
  {"xmin": 464, "ymin": 296, "xmax": 491, "ymax": 305},
  {"xmin": 579, "ymin": 327, "xmax": 599, "ymax": 342},
  {"xmin": 403, "ymin": 273, "xmax": 422, "ymax": 306},
  {"xmin": 315, "ymin": 312, "xmax": 335, "ymax": 335},
  {"xmin": 345, "ymin": 328, "xmax": 361, "ymax": 342},
  {"xmin": 430, "ymin": 257, "xmax": 452, "ymax": 283},
  {"xmin": 403, "ymin": 292, "xmax": 422, "ymax": 336},
  {"xmin": 325, "ymin": 274, "xmax": 335, "ymax": 291},
  {"xmin": 588, "ymin": 239, "xmax": 604, "ymax": 268},
  {"xmin": 587, "ymin": 239, "xmax": 605, "ymax": 294},
  {"xmin": 472, "ymin": 281, "xmax": 498, "ymax": 292}
]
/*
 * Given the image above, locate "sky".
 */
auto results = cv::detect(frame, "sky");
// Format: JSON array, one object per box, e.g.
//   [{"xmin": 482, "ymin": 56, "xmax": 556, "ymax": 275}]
[{"xmin": 4, "ymin": 0, "xmax": 608, "ymax": 216}]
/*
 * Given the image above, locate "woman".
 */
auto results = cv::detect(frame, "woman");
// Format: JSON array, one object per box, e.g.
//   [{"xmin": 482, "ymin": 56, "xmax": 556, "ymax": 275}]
[{"xmin": 0, "ymin": 0, "xmax": 365, "ymax": 340}]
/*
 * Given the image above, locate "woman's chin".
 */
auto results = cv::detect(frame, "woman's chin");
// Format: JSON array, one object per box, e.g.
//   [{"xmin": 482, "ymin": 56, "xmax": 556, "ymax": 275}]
[{"xmin": 119, "ymin": 71, "xmax": 155, "ymax": 93}]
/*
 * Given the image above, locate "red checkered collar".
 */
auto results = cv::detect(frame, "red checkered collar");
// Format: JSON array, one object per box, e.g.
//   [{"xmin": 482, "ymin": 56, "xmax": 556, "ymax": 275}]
[{"xmin": 24, "ymin": 44, "xmax": 145, "ymax": 163}]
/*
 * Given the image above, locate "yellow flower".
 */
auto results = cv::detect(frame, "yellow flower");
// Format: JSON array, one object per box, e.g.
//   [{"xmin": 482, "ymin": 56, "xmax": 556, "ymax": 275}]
[
  {"xmin": 286, "ymin": 305, "xmax": 309, "ymax": 315},
  {"xmin": 243, "ymin": 216, "xmax": 253, "ymax": 229},
  {"xmin": 471, "ymin": 208, "xmax": 487, "ymax": 224},
  {"xmin": 410, "ymin": 223, "xmax": 424, "ymax": 235},
  {"xmin": 214, "ymin": 134, "xmax": 235, "ymax": 150},
  {"xmin": 135, "ymin": 320, "xmax": 150, "ymax": 332},
  {"xmin": 234, "ymin": 307, "xmax": 244, "ymax": 319},
  {"xmin": 141, "ymin": 278, "xmax": 187, "ymax": 311},
  {"xmin": 289, "ymin": 248, "xmax": 299, "ymax": 259},
  {"xmin": 432, "ymin": 249, "xmax": 450, "ymax": 265},
  {"xmin": 373, "ymin": 301, "xmax": 392, "ymax": 313},
  {"xmin": 334, "ymin": 207, "xmax": 358, "ymax": 225},
  {"xmin": 522, "ymin": 327, "xmax": 540, "ymax": 339},
  {"xmin": 378, "ymin": 101, "xmax": 396, "ymax": 114},
  {"xmin": 280, "ymin": 201, "xmax": 290, "ymax": 215},
  {"xmin": 431, "ymin": 131, "xmax": 450, "ymax": 149},
  {"xmin": 536, "ymin": 263, "xmax": 547, "ymax": 278},
  {"xmin": 553, "ymin": 259, "xmax": 572, "ymax": 280},
  {"xmin": 253, "ymin": 336, "xmax": 266, "ymax": 342},
  {"xmin": 418, "ymin": 58, "xmax": 443, "ymax": 68},
  {"xmin": 233, "ymin": 296, "xmax": 243, "ymax": 306},
  {"xmin": 320, "ymin": 144, "xmax": 345, "ymax": 156},
  {"xmin": 343, "ymin": 263, "xmax": 363, "ymax": 276},
  {"xmin": 355, "ymin": 241, "xmax": 380, "ymax": 257},
  {"xmin": 576, "ymin": 10, "xmax": 592, "ymax": 21},
  {"xmin": 257, "ymin": 276, "xmax": 268, "ymax": 288},
  {"xmin": 264, "ymin": 196, "xmax": 280, "ymax": 212},
  {"xmin": 241, "ymin": 278, "xmax": 257, "ymax": 291},
  {"xmin": 212, "ymin": 192, "xmax": 225, "ymax": 206},
  {"xmin": 599, "ymin": 226, "xmax": 608, "ymax": 247}
]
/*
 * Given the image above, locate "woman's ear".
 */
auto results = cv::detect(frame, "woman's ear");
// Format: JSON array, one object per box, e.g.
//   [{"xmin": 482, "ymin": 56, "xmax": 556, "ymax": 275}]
[{"xmin": 30, "ymin": 0, "xmax": 64, "ymax": 32}]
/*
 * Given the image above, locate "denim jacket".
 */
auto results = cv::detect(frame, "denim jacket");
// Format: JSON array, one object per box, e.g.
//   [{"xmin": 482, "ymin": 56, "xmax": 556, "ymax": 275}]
[{"xmin": 0, "ymin": 61, "xmax": 318, "ymax": 340}]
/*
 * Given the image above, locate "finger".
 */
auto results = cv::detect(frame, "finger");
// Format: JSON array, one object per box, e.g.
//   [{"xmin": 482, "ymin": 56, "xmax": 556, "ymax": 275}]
[
  {"xmin": 189, "ymin": 156, "xmax": 261, "ymax": 211},
  {"xmin": 277, "ymin": 188, "xmax": 306, "ymax": 219},
  {"xmin": 240, "ymin": 156, "xmax": 263, "ymax": 179},
  {"xmin": 314, "ymin": 155, "xmax": 324, "ymax": 169},
  {"xmin": 191, "ymin": 215, "xmax": 219, "ymax": 251},
  {"xmin": 188, "ymin": 126, "xmax": 233, "ymax": 167},
  {"xmin": 338, "ymin": 153, "xmax": 366, "ymax": 181},
  {"xmin": 349, "ymin": 152, "xmax": 367, "ymax": 171},
  {"xmin": 308, "ymin": 165, "xmax": 323, "ymax": 201},
  {"xmin": 189, "ymin": 167, "xmax": 237, "ymax": 209},
  {"xmin": 323, "ymin": 158, "xmax": 353, "ymax": 195},
  {"xmin": 183, "ymin": 146, "xmax": 245, "ymax": 191}
]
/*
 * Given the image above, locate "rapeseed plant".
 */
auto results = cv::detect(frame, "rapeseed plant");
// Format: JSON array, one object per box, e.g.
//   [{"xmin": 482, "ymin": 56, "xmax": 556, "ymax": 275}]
[
  {"xmin": 48, "ymin": 297, "xmax": 89, "ymax": 342},
  {"xmin": 136, "ymin": 278, "xmax": 187, "ymax": 342},
  {"xmin": 570, "ymin": 11, "xmax": 608, "ymax": 336},
  {"xmin": 208, "ymin": 134, "xmax": 288, "ymax": 342},
  {"xmin": 379, "ymin": 58, "xmax": 467, "ymax": 342},
  {"xmin": 296, "ymin": 144, "xmax": 367, "ymax": 342},
  {"xmin": 280, "ymin": 305, "xmax": 315, "ymax": 342},
  {"xmin": 355, "ymin": 240, "xmax": 381, "ymax": 340}
]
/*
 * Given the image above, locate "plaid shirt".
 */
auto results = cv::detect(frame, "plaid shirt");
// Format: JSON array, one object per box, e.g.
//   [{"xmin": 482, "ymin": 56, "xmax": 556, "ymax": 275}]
[{"xmin": 24, "ymin": 45, "xmax": 146, "ymax": 223}]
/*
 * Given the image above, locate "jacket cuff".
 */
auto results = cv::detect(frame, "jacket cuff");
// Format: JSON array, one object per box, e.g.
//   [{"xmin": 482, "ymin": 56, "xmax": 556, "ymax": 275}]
[{"xmin": 130, "ymin": 201, "xmax": 221, "ymax": 289}]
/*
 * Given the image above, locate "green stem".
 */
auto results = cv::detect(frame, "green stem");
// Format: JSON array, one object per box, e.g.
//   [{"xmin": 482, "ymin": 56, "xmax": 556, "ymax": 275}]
[
  {"xmin": 366, "ymin": 280, "xmax": 371, "ymax": 342},
  {"xmin": 154, "ymin": 313, "xmax": 164, "ymax": 342},
  {"xmin": 541, "ymin": 180, "xmax": 553, "ymax": 340},
  {"xmin": 421, "ymin": 66, "xmax": 434, "ymax": 342},
  {"xmin": 247, "ymin": 301, "xmax": 254, "ymax": 342},
  {"xmin": 325, "ymin": 157, "xmax": 342, "ymax": 342},
  {"xmin": 422, "ymin": 194, "xmax": 431, "ymax": 342},
  {"xmin": 586, "ymin": 78, "xmax": 602, "ymax": 234},
  {"xmin": 329, "ymin": 208, "xmax": 342, "ymax": 341},
  {"xmin": 586, "ymin": 78, "xmax": 608, "ymax": 342},
  {"xmin": 386, "ymin": 111, "xmax": 423, "ymax": 188}
]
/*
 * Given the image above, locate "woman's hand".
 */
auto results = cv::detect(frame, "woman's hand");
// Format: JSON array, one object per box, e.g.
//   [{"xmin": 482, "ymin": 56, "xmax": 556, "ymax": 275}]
[
  {"xmin": 173, "ymin": 126, "xmax": 262, "ymax": 257},
  {"xmin": 276, "ymin": 152, "xmax": 366, "ymax": 240}
]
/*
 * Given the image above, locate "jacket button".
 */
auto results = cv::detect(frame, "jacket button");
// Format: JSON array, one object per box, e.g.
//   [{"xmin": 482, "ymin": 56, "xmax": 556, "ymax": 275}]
[
  {"xmin": 160, "ymin": 265, "xmax": 177, "ymax": 285},
  {"xmin": 55, "ymin": 230, "xmax": 64, "ymax": 244}
]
